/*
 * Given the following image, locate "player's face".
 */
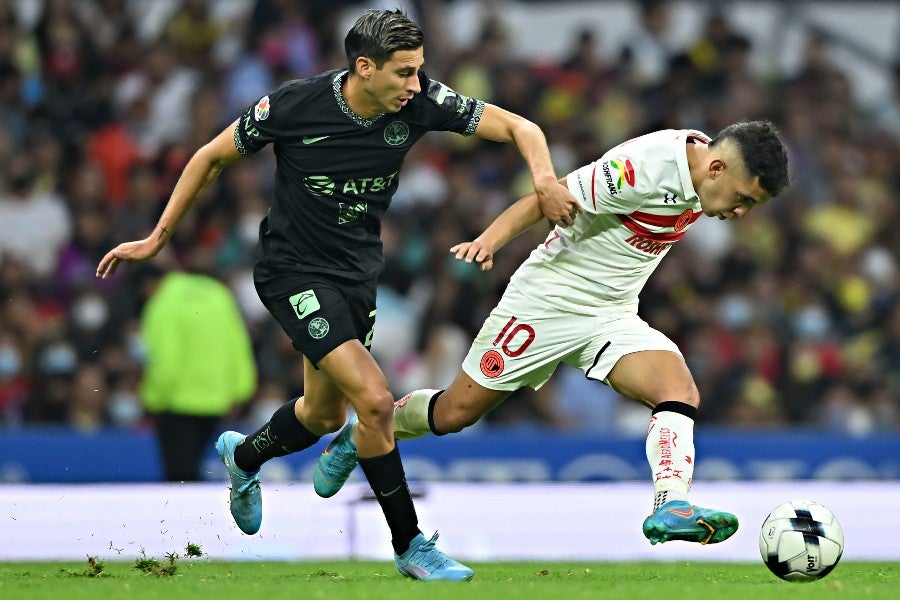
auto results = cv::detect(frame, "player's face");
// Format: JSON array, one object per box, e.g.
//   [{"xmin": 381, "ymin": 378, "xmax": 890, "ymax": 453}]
[
  {"xmin": 698, "ymin": 160, "xmax": 770, "ymax": 220},
  {"xmin": 369, "ymin": 48, "xmax": 424, "ymax": 113}
]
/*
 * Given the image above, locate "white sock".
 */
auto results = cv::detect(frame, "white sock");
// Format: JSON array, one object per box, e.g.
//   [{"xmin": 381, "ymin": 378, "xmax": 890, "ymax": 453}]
[
  {"xmin": 646, "ymin": 409, "xmax": 695, "ymax": 510},
  {"xmin": 392, "ymin": 388, "xmax": 441, "ymax": 440}
]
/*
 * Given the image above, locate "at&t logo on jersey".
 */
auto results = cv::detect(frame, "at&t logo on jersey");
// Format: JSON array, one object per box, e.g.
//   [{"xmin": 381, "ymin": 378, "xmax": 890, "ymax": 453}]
[{"xmin": 602, "ymin": 157, "xmax": 635, "ymax": 196}]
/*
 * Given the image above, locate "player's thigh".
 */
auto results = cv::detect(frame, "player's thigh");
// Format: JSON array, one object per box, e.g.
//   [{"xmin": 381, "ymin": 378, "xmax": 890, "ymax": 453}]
[
  {"xmin": 567, "ymin": 313, "xmax": 698, "ymax": 407},
  {"xmin": 316, "ymin": 339, "xmax": 392, "ymax": 410},
  {"xmin": 298, "ymin": 354, "xmax": 348, "ymax": 433},
  {"xmin": 606, "ymin": 350, "xmax": 699, "ymax": 408},
  {"xmin": 300, "ymin": 342, "xmax": 395, "ymax": 433}
]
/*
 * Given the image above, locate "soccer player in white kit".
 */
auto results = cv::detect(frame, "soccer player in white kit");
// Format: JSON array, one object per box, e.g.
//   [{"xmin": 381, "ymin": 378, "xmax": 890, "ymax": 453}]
[{"xmin": 314, "ymin": 120, "xmax": 790, "ymax": 546}]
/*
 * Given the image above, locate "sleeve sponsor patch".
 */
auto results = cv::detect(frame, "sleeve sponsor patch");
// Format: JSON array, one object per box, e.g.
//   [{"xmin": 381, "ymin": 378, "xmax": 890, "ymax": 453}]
[
  {"xmin": 601, "ymin": 157, "xmax": 635, "ymax": 195},
  {"xmin": 254, "ymin": 95, "xmax": 270, "ymax": 121}
]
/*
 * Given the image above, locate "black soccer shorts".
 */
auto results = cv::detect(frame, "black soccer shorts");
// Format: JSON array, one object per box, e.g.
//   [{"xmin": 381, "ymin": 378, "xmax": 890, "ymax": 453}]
[{"xmin": 254, "ymin": 268, "xmax": 376, "ymax": 366}]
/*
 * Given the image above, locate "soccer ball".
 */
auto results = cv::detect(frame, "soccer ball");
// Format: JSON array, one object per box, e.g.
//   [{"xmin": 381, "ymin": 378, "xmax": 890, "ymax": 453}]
[{"xmin": 759, "ymin": 499, "xmax": 844, "ymax": 582}]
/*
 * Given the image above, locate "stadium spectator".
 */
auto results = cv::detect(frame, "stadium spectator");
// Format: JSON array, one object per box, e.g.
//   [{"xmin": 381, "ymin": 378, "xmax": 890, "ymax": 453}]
[
  {"xmin": 0, "ymin": 0, "xmax": 894, "ymax": 446},
  {"xmin": 138, "ymin": 266, "xmax": 257, "ymax": 482},
  {"xmin": 0, "ymin": 149, "xmax": 71, "ymax": 278}
]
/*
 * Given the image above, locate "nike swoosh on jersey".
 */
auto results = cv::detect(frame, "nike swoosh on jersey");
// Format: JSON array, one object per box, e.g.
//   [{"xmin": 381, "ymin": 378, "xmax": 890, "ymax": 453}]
[{"xmin": 302, "ymin": 135, "xmax": 331, "ymax": 144}]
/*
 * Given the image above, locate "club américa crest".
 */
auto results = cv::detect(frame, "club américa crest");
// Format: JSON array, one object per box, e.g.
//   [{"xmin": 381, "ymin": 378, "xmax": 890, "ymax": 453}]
[
  {"xmin": 384, "ymin": 121, "xmax": 409, "ymax": 146},
  {"xmin": 308, "ymin": 317, "xmax": 330, "ymax": 339}
]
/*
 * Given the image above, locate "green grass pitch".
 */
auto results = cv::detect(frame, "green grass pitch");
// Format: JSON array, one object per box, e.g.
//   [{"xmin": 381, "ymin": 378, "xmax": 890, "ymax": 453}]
[{"xmin": 1, "ymin": 560, "xmax": 897, "ymax": 600}]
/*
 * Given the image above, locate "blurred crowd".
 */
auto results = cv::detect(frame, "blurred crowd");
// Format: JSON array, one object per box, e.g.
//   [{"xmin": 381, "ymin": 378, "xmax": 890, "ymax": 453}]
[{"xmin": 0, "ymin": 0, "xmax": 898, "ymax": 437}]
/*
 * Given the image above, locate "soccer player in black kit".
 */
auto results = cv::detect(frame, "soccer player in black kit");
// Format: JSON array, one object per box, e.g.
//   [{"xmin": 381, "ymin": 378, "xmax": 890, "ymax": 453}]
[{"xmin": 96, "ymin": 9, "xmax": 579, "ymax": 580}]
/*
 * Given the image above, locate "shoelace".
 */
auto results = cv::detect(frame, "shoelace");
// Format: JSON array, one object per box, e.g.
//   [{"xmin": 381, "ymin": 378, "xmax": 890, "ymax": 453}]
[
  {"xmin": 406, "ymin": 533, "xmax": 451, "ymax": 571},
  {"xmin": 325, "ymin": 432, "xmax": 357, "ymax": 472},
  {"xmin": 235, "ymin": 476, "xmax": 260, "ymax": 495}
]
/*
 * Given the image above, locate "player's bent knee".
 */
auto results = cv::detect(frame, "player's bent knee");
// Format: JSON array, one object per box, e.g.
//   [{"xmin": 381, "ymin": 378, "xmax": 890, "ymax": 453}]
[
  {"xmin": 646, "ymin": 381, "xmax": 700, "ymax": 409},
  {"xmin": 354, "ymin": 389, "xmax": 396, "ymax": 428}
]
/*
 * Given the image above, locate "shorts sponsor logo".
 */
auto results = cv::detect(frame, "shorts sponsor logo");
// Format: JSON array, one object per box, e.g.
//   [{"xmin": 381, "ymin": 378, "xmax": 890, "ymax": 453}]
[
  {"xmin": 289, "ymin": 290, "xmax": 320, "ymax": 320},
  {"xmin": 308, "ymin": 317, "xmax": 330, "ymax": 339},
  {"xmin": 384, "ymin": 121, "xmax": 409, "ymax": 145},
  {"xmin": 674, "ymin": 209, "xmax": 692, "ymax": 232},
  {"xmin": 254, "ymin": 95, "xmax": 270, "ymax": 121},
  {"xmin": 480, "ymin": 350, "xmax": 504, "ymax": 378}
]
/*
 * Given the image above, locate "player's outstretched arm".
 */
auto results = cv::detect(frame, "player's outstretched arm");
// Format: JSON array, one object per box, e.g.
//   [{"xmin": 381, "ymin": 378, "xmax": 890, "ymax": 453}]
[
  {"xmin": 473, "ymin": 104, "xmax": 582, "ymax": 227},
  {"xmin": 451, "ymin": 191, "xmax": 544, "ymax": 271},
  {"xmin": 96, "ymin": 121, "xmax": 244, "ymax": 279}
]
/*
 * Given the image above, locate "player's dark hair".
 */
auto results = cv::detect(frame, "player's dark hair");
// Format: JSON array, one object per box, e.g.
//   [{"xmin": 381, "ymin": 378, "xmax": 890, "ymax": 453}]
[
  {"xmin": 709, "ymin": 120, "xmax": 790, "ymax": 197},
  {"xmin": 344, "ymin": 9, "xmax": 424, "ymax": 71}
]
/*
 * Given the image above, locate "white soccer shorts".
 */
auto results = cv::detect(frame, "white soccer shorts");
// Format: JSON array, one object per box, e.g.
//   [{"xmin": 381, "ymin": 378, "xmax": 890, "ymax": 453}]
[{"xmin": 461, "ymin": 285, "xmax": 682, "ymax": 391}]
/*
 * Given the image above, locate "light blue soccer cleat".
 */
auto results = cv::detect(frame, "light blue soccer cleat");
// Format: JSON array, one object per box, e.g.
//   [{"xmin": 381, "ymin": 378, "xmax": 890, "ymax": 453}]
[
  {"xmin": 642, "ymin": 500, "xmax": 738, "ymax": 545},
  {"xmin": 215, "ymin": 431, "xmax": 262, "ymax": 535},
  {"xmin": 313, "ymin": 414, "xmax": 359, "ymax": 498},
  {"xmin": 394, "ymin": 532, "xmax": 475, "ymax": 581}
]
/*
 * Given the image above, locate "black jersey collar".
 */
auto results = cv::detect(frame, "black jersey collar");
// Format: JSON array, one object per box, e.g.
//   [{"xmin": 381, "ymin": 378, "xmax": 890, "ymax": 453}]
[{"xmin": 332, "ymin": 70, "xmax": 387, "ymax": 128}]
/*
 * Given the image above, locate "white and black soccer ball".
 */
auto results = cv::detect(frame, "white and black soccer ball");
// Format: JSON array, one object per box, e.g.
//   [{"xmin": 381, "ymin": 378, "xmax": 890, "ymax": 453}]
[{"xmin": 759, "ymin": 499, "xmax": 844, "ymax": 582}]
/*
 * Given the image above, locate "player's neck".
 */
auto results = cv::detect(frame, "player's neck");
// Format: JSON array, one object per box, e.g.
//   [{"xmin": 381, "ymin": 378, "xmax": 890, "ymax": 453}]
[
  {"xmin": 342, "ymin": 73, "xmax": 383, "ymax": 119},
  {"xmin": 686, "ymin": 142, "xmax": 709, "ymax": 191}
]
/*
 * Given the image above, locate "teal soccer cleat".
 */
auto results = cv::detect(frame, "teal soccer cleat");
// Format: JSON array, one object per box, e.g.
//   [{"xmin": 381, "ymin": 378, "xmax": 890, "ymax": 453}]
[
  {"xmin": 394, "ymin": 532, "xmax": 475, "ymax": 581},
  {"xmin": 215, "ymin": 431, "xmax": 262, "ymax": 535},
  {"xmin": 642, "ymin": 500, "xmax": 738, "ymax": 545},
  {"xmin": 313, "ymin": 414, "xmax": 359, "ymax": 498}
]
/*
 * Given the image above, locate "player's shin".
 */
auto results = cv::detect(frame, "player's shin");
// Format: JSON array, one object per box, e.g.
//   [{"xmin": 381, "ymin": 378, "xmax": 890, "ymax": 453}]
[
  {"xmin": 645, "ymin": 401, "xmax": 697, "ymax": 510},
  {"xmin": 358, "ymin": 444, "xmax": 421, "ymax": 555},
  {"xmin": 393, "ymin": 388, "xmax": 442, "ymax": 439}
]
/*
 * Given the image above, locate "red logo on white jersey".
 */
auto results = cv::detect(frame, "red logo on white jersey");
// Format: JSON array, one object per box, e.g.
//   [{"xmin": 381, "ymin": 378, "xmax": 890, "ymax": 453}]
[
  {"xmin": 674, "ymin": 209, "xmax": 692, "ymax": 232},
  {"xmin": 480, "ymin": 350, "xmax": 504, "ymax": 378}
]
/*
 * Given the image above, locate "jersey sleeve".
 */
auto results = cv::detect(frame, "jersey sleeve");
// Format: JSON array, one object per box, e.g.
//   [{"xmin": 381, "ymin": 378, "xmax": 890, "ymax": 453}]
[
  {"xmin": 233, "ymin": 81, "xmax": 298, "ymax": 156},
  {"xmin": 565, "ymin": 154, "xmax": 649, "ymax": 215},
  {"xmin": 414, "ymin": 72, "xmax": 485, "ymax": 135}
]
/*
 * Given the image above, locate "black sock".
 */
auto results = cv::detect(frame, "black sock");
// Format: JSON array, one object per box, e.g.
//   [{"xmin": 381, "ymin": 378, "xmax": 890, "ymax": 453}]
[
  {"xmin": 234, "ymin": 398, "xmax": 321, "ymax": 472},
  {"xmin": 358, "ymin": 445, "xmax": 421, "ymax": 555},
  {"xmin": 652, "ymin": 400, "xmax": 698, "ymax": 421}
]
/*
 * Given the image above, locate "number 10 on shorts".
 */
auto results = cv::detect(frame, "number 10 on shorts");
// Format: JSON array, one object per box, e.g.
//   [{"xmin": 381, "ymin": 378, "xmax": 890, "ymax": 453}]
[{"xmin": 492, "ymin": 316, "xmax": 535, "ymax": 357}]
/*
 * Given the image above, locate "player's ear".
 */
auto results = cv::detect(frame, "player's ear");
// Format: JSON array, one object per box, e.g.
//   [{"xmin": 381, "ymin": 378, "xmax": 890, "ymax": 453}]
[
  {"xmin": 355, "ymin": 56, "xmax": 375, "ymax": 78},
  {"xmin": 708, "ymin": 157, "xmax": 725, "ymax": 179}
]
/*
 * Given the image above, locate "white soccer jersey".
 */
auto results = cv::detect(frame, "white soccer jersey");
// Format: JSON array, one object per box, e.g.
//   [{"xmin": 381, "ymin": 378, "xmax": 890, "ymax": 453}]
[{"xmin": 507, "ymin": 129, "xmax": 709, "ymax": 313}]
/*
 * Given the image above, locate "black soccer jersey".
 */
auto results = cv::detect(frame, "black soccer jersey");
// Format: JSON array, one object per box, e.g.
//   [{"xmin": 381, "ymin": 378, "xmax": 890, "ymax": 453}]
[{"xmin": 234, "ymin": 69, "xmax": 485, "ymax": 282}]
